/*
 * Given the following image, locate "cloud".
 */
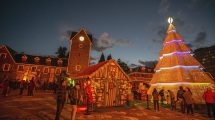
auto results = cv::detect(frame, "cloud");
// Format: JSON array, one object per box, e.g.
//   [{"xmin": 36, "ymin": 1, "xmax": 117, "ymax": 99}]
[
  {"xmin": 138, "ymin": 60, "xmax": 158, "ymax": 68},
  {"xmin": 61, "ymin": 30, "xmax": 73, "ymax": 41},
  {"xmin": 152, "ymin": 25, "xmax": 166, "ymax": 43},
  {"xmin": 158, "ymin": 0, "xmax": 171, "ymax": 17},
  {"xmin": 192, "ymin": 31, "xmax": 207, "ymax": 48},
  {"xmin": 129, "ymin": 63, "xmax": 139, "ymax": 68},
  {"xmin": 194, "ymin": 31, "xmax": 207, "ymax": 43},
  {"xmin": 92, "ymin": 32, "xmax": 131, "ymax": 52},
  {"xmin": 90, "ymin": 56, "xmax": 98, "ymax": 61}
]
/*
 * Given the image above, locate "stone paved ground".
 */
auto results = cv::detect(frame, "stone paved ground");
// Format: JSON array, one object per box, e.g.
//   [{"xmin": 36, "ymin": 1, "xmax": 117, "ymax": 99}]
[{"xmin": 0, "ymin": 90, "xmax": 213, "ymax": 120}]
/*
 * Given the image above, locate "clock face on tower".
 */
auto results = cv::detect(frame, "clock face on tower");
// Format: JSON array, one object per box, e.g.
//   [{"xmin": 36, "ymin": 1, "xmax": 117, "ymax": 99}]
[{"xmin": 79, "ymin": 36, "xmax": 85, "ymax": 41}]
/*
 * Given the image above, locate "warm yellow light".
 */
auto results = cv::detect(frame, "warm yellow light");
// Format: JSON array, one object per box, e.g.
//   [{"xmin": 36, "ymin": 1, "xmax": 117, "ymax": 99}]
[
  {"xmin": 23, "ymin": 76, "xmax": 28, "ymax": 81},
  {"xmin": 168, "ymin": 17, "xmax": 173, "ymax": 24},
  {"xmin": 79, "ymin": 36, "xmax": 85, "ymax": 41}
]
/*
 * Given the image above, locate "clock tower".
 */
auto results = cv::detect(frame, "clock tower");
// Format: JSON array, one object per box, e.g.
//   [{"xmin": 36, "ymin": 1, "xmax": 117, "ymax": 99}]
[{"xmin": 67, "ymin": 28, "xmax": 92, "ymax": 77}]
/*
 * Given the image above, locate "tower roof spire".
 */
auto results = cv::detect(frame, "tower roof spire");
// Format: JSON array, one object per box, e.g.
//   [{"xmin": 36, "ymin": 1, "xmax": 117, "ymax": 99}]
[{"xmin": 167, "ymin": 17, "xmax": 176, "ymax": 33}]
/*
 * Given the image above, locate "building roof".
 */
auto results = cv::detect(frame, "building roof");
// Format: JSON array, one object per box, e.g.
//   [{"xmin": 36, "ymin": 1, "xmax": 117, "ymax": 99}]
[
  {"xmin": 75, "ymin": 60, "xmax": 130, "ymax": 81},
  {"xmin": 76, "ymin": 60, "xmax": 109, "ymax": 77},
  {"xmin": 70, "ymin": 29, "xmax": 93, "ymax": 43},
  {"xmin": 3, "ymin": 45, "xmax": 68, "ymax": 67}
]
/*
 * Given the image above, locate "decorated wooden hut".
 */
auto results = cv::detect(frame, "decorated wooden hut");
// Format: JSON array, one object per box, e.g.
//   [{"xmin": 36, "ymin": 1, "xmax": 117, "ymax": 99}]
[{"xmin": 73, "ymin": 59, "xmax": 131, "ymax": 107}]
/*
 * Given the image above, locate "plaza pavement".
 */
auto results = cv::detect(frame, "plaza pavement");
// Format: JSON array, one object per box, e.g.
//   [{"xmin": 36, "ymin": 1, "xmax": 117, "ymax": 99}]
[{"xmin": 0, "ymin": 90, "xmax": 212, "ymax": 120}]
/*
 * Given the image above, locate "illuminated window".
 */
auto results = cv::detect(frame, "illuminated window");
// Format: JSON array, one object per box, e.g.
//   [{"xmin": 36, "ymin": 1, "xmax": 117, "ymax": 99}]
[
  {"xmin": 76, "ymin": 65, "xmax": 81, "ymax": 71},
  {"xmin": 31, "ymin": 66, "xmax": 37, "ymax": 72},
  {"xmin": 17, "ymin": 65, "xmax": 24, "ymax": 71},
  {"xmin": 55, "ymin": 68, "xmax": 61, "ymax": 74},
  {"xmin": 46, "ymin": 58, "xmax": 51, "ymax": 65},
  {"xmin": 3, "ymin": 64, "xmax": 10, "ymax": 71},
  {"xmin": 43, "ymin": 67, "xmax": 49, "ymax": 74},
  {"xmin": 21, "ymin": 55, "xmax": 27, "ymax": 62},
  {"xmin": 57, "ymin": 59, "xmax": 63, "ymax": 66},
  {"xmin": 0, "ymin": 53, "xmax": 7, "ymax": 59},
  {"xmin": 34, "ymin": 57, "xmax": 40, "ymax": 63}
]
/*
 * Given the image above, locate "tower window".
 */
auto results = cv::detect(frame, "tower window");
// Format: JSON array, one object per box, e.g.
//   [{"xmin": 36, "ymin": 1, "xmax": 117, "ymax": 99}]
[{"xmin": 76, "ymin": 65, "xmax": 81, "ymax": 71}]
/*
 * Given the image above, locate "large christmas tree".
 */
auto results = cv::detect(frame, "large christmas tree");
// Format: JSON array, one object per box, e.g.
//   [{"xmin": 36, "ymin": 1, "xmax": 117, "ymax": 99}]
[{"xmin": 148, "ymin": 17, "xmax": 214, "ymax": 103}]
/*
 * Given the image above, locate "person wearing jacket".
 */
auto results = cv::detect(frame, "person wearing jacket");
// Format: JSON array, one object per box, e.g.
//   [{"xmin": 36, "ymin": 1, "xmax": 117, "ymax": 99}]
[
  {"xmin": 183, "ymin": 87, "xmax": 194, "ymax": 115},
  {"xmin": 203, "ymin": 87, "xmax": 215, "ymax": 118},
  {"xmin": 70, "ymin": 83, "xmax": 82, "ymax": 120},
  {"xmin": 55, "ymin": 72, "xmax": 67, "ymax": 120},
  {"xmin": 152, "ymin": 88, "xmax": 159, "ymax": 111},
  {"xmin": 177, "ymin": 86, "xmax": 186, "ymax": 113}
]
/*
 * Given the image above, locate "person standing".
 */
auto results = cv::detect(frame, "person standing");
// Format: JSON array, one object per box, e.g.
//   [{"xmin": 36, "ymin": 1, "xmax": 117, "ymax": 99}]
[
  {"xmin": 159, "ymin": 89, "xmax": 165, "ymax": 105},
  {"xmin": 183, "ymin": 87, "xmax": 194, "ymax": 115},
  {"xmin": 29, "ymin": 78, "xmax": 36, "ymax": 96},
  {"xmin": 168, "ymin": 90, "xmax": 176, "ymax": 110},
  {"xmin": 152, "ymin": 88, "xmax": 160, "ymax": 111},
  {"xmin": 70, "ymin": 83, "xmax": 82, "ymax": 120},
  {"xmin": 2, "ymin": 79, "xmax": 9, "ymax": 97},
  {"xmin": 55, "ymin": 72, "xmax": 67, "ymax": 120},
  {"xmin": 177, "ymin": 86, "xmax": 185, "ymax": 113},
  {"xmin": 19, "ymin": 80, "xmax": 25, "ymax": 95},
  {"xmin": 202, "ymin": 87, "xmax": 215, "ymax": 118}
]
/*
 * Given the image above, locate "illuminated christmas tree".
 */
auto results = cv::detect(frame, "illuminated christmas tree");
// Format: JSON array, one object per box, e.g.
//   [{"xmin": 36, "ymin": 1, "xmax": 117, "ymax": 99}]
[{"xmin": 148, "ymin": 17, "xmax": 215, "ymax": 103}]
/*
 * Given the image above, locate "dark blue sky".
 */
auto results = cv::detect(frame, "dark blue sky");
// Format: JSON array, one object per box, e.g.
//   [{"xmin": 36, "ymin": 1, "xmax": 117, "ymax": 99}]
[{"xmin": 1, "ymin": 0, "xmax": 215, "ymax": 66}]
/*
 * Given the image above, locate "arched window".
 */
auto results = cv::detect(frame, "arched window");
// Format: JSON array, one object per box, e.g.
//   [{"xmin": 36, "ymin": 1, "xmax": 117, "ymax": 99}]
[
  {"xmin": 34, "ymin": 57, "xmax": 40, "ymax": 63},
  {"xmin": 21, "ymin": 55, "xmax": 27, "ymax": 62}
]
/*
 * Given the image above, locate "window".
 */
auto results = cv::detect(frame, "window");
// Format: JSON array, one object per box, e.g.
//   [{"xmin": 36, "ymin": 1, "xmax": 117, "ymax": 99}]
[
  {"xmin": 3, "ymin": 64, "xmax": 10, "ymax": 71},
  {"xmin": 21, "ymin": 55, "xmax": 27, "ymax": 62},
  {"xmin": 34, "ymin": 57, "xmax": 40, "ymax": 63},
  {"xmin": 0, "ymin": 53, "xmax": 7, "ymax": 59},
  {"xmin": 46, "ymin": 58, "xmax": 51, "ymax": 65},
  {"xmin": 55, "ymin": 68, "xmax": 61, "ymax": 74},
  {"xmin": 17, "ymin": 65, "xmax": 24, "ymax": 71},
  {"xmin": 31, "ymin": 66, "xmax": 37, "ymax": 72},
  {"xmin": 76, "ymin": 65, "xmax": 81, "ymax": 71},
  {"xmin": 43, "ymin": 67, "xmax": 49, "ymax": 74},
  {"xmin": 57, "ymin": 59, "xmax": 63, "ymax": 66}
]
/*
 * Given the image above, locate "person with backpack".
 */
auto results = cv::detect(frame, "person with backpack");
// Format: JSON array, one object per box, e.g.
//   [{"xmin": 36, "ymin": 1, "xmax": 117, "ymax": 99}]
[
  {"xmin": 152, "ymin": 88, "xmax": 160, "ymax": 111},
  {"xmin": 177, "ymin": 86, "xmax": 186, "ymax": 113}
]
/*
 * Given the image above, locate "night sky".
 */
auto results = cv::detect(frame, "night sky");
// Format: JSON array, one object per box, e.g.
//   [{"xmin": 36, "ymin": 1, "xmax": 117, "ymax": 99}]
[{"xmin": 1, "ymin": 0, "xmax": 215, "ymax": 66}]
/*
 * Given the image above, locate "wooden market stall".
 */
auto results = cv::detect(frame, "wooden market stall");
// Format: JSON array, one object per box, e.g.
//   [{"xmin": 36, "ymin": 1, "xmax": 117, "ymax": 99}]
[{"xmin": 73, "ymin": 59, "xmax": 131, "ymax": 107}]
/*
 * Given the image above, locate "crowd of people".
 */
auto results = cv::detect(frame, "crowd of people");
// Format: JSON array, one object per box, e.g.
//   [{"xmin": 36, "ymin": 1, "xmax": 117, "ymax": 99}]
[
  {"xmin": 1, "ymin": 75, "xmax": 214, "ymax": 119},
  {"xmin": 151, "ymin": 86, "xmax": 215, "ymax": 118}
]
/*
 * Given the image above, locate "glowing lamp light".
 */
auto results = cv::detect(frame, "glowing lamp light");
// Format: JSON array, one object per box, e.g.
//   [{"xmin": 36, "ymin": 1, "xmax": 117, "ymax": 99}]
[
  {"xmin": 164, "ymin": 40, "xmax": 184, "ymax": 46},
  {"xmin": 156, "ymin": 65, "xmax": 202, "ymax": 72},
  {"xmin": 151, "ymin": 82, "xmax": 211, "ymax": 86},
  {"xmin": 168, "ymin": 17, "xmax": 173, "ymax": 24},
  {"xmin": 160, "ymin": 51, "xmax": 191, "ymax": 59},
  {"xmin": 23, "ymin": 76, "xmax": 28, "ymax": 81},
  {"xmin": 77, "ymin": 106, "xmax": 87, "ymax": 112}
]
